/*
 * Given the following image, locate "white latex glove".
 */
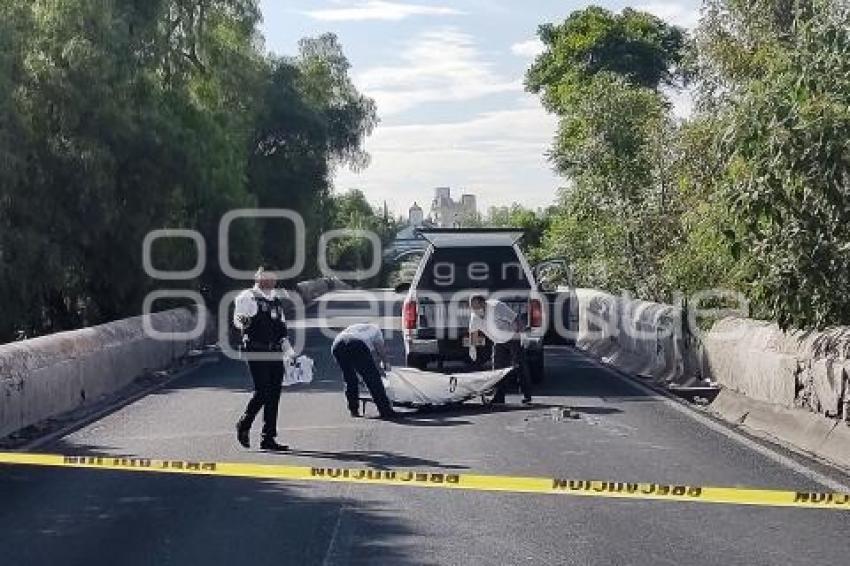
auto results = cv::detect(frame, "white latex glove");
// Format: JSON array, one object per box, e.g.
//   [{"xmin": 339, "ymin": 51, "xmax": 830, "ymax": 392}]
[
  {"xmin": 235, "ymin": 314, "xmax": 251, "ymax": 329},
  {"xmin": 280, "ymin": 338, "xmax": 296, "ymax": 358},
  {"xmin": 469, "ymin": 344, "xmax": 477, "ymax": 362}
]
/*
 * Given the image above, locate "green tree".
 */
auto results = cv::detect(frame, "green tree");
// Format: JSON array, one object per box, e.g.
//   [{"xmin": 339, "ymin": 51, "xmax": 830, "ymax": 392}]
[
  {"xmin": 0, "ymin": 1, "xmax": 35, "ymax": 339},
  {"xmin": 691, "ymin": 0, "xmax": 820, "ymax": 108},
  {"xmin": 325, "ymin": 189, "xmax": 399, "ymax": 286},
  {"xmin": 485, "ymin": 205, "xmax": 552, "ymax": 259},
  {"xmin": 526, "ymin": 6, "xmax": 687, "ymax": 299},
  {"xmin": 526, "ymin": 6, "xmax": 687, "ymax": 112},
  {"xmin": 525, "ymin": 1, "xmax": 850, "ymax": 331},
  {"xmin": 705, "ymin": 0, "xmax": 850, "ymax": 328},
  {"xmin": 247, "ymin": 34, "xmax": 377, "ymax": 281},
  {"xmin": 0, "ymin": 2, "xmax": 375, "ymax": 341},
  {"xmin": 534, "ymin": 74, "xmax": 682, "ymax": 298},
  {"xmin": 659, "ymin": 117, "xmax": 745, "ymax": 295}
]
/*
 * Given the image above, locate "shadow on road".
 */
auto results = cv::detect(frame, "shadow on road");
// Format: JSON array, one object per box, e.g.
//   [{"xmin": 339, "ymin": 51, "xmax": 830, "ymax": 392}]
[
  {"xmin": 385, "ymin": 416, "xmax": 473, "ymax": 428},
  {"xmin": 277, "ymin": 449, "xmax": 469, "ymax": 470},
  {"xmin": 565, "ymin": 406, "xmax": 623, "ymax": 415},
  {"xmin": 409, "ymin": 403, "xmax": 543, "ymax": 417},
  {"xmin": 532, "ymin": 347, "xmax": 656, "ymax": 403},
  {"xmin": 0, "ymin": 446, "xmax": 430, "ymax": 566},
  {"xmin": 163, "ymin": 338, "xmax": 657, "ymax": 416}
]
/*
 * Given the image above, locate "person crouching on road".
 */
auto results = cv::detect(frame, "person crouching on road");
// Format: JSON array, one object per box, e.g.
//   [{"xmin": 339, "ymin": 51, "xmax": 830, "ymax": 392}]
[
  {"xmin": 468, "ymin": 294, "xmax": 532, "ymax": 405},
  {"xmin": 331, "ymin": 323, "xmax": 397, "ymax": 419},
  {"xmin": 233, "ymin": 267, "xmax": 292, "ymax": 451}
]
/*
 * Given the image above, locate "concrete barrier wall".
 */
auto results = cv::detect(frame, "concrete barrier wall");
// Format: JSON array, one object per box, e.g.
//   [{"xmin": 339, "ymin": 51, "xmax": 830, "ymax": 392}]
[
  {"xmin": 567, "ymin": 289, "xmax": 850, "ymax": 467},
  {"xmin": 1, "ymin": 276, "xmax": 348, "ymax": 439},
  {"xmin": 702, "ymin": 317, "xmax": 850, "ymax": 420},
  {"xmin": 295, "ymin": 277, "xmax": 351, "ymax": 304},
  {"xmin": 570, "ymin": 290, "xmax": 850, "ymax": 421},
  {"xmin": 0, "ymin": 308, "xmax": 209, "ymax": 439},
  {"xmin": 572, "ymin": 289, "xmax": 696, "ymax": 386},
  {"xmin": 702, "ymin": 317, "xmax": 850, "ymax": 468}
]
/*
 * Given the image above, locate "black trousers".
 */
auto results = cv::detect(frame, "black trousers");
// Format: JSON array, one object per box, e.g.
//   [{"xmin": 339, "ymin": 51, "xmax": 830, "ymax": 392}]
[
  {"xmin": 331, "ymin": 338, "xmax": 393, "ymax": 416},
  {"xmin": 492, "ymin": 340, "xmax": 531, "ymax": 402},
  {"xmin": 239, "ymin": 358, "xmax": 284, "ymax": 439}
]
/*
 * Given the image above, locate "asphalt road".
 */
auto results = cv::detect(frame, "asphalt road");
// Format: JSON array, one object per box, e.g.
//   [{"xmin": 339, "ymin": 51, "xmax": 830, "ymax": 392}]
[{"xmin": 2, "ymin": 289, "xmax": 850, "ymax": 565}]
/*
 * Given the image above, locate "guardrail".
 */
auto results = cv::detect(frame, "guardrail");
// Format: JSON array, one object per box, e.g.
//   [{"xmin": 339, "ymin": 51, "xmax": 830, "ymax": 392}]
[
  {"xmin": 565, "ymin": 287, "xmax": 850, "ymax": 468},
  {"xmin": 1, "ymin": 277, "xmax": 352, "ymax": 440},
  {"xmin": 571, "ymin": 288, "xmax": 697, "ymax": 387},
  {"xmin": 0, "ymin": 308, "xmax": 210, "ymax": 439}
]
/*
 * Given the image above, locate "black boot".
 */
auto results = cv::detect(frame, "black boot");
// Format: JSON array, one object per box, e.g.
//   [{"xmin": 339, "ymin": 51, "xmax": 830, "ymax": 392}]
[
  {"xmin": 236, "ymin": 418, "xmax": 250, "ymax": 448},
  {"xmin": 348, "ymin": 400, "xmax": 362, "ymax": 418},
  {"xmin": 378, "ymin": 407, "xmax": 400, "ymax": 420},
  {"xmin": 260, "ymin": 437, "xmax": 289, "ymax": 451}
]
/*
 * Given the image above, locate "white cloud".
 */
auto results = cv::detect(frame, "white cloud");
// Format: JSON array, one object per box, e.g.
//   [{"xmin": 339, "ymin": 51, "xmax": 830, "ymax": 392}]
[
  {"xmin": 334, "ymin": 95, "xmax": 561, "ymax": 214},
  {"xmin": 511, "ymin": 38, "xmax": 545, "ymax": 59},
  {"xmin": 305, "ymin": 1, "xmax": 463, "ymax": 22},
  {"xmin": 356, "ymin": 28, "xmax": 519, "ymax": 116},
  {"xmin": 344, "ymin": 30, "xmax": 559, "ymax": 212},
  {"xmin": 636, "ymin": 2, "xmax": 701, "ymax": 29}
]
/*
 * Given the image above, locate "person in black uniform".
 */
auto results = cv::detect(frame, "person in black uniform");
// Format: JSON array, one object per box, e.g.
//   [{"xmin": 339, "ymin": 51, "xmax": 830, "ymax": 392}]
[
  {"xmin": 331, "ymin": 323, "xmax": 396, "ymax": 419},
  {"xmin": 233, "ymin": 268, "xmax": 291, "ymax": 451}
]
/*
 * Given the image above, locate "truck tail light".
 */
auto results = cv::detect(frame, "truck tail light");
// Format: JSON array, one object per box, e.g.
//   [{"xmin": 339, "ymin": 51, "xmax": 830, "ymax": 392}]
[
  {"xmin": 529, "ymin": 299, "xmax": 543, "ymax": 328},
  {"xmin": 403, "ymin": 300, "xmax": 418, "ymax": 330}
]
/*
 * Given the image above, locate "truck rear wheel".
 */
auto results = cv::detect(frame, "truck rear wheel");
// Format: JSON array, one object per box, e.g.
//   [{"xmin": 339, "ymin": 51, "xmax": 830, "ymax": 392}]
[
  {"xmin": 406, "ymin": 353, "xmax": 427, "ymax": 370},
  {"xmin": 529, "ymin": 352, "xmax": 545, "ymax": 384}
]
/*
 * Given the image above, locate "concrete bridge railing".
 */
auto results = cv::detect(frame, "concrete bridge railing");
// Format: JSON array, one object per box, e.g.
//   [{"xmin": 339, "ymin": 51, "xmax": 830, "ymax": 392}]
[
  {"xmin": 567, "ymin": 287, "xmax": 850, "ymax": 468},
  {"xmin": 0, "ymin": 308, "xmax": 210, "ymax": 439},
  {"xmin": 701, "ymin": 317, "xmax": 850, "ymax": 420},
  {"xmin": 0, "ymin": 277, "xmax": 350, "ymax": 440},
  {"xmin": 571, "ymin": 288, "xmax": 696, "ymax": 387}
]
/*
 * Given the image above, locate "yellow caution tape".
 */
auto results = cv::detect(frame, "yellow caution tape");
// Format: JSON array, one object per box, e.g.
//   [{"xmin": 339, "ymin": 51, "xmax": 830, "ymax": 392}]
[{"xmin": 1, "ymin": 451, "xmax": 848, "ymax": 510}]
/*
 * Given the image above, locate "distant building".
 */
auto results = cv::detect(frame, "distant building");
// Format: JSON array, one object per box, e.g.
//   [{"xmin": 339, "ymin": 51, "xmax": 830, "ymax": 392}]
[
  {"xmin": 409, "ymin": 202, "xmax": 424, "ymax": 226},
  {"xmin": 429, "ymin": 187, "xmax": 478, "ymax": 228},
  {"xmin": 385, "ymin": 202, "xmax": 430, "ymax": 260},
  {"xmin": 385, "ymin": 189, "xmax": 479, "ymax": 260}
]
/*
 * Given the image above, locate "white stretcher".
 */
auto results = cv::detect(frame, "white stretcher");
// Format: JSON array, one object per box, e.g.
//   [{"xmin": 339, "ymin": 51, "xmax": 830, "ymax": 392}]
[{"xmin": 376, "ymin": 366, "xmax": 514, "ymax": 408}]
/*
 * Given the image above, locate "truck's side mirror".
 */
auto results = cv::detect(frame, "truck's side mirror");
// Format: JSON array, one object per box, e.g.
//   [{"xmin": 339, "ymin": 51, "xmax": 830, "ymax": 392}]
[{"xmin": 533, "ymin": 259, "xmax": 572, "ymax": 291}]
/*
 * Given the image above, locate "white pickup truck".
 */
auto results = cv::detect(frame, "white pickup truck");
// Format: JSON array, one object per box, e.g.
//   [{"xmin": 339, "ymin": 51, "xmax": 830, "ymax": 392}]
[{"xmin": 396, "ymin": 229, "xmax": 570, "ymax": 384}]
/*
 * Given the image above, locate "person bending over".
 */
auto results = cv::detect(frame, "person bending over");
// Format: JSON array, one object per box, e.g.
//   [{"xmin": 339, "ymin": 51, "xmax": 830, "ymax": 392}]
[{"xmin": 331, "ymin": 323, "xmax": 397, "ymax": 419}]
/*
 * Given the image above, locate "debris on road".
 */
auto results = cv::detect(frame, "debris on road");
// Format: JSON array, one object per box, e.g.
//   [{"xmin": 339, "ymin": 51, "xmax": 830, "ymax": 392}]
[{"xmin": 550, "ymin": 407, "xmax": 580, "ymax": 421}]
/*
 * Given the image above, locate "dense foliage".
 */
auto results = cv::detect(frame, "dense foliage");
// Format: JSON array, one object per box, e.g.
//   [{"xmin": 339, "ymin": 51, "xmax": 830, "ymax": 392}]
[
  {"xmin": 526, "ymin": 6, "xmax": 686, "ymax": 111},
  {"xmin": 6, "ymin": 1, "xmax": 849, "ymax": 338},
  {"xmin": 0, "ymin": 1, "xmax": 376, "ymax": 341},
  {"xmin": 484, "ymin": 204, "xmax": 553, "ymax": 260},
  {"xmin": 325, "ymin": 189, "xmax": 400, "ymax": 287},
  {"xmin": 704, "ymin": 0, "xmax": 850, "ymax": 328},
  {"xmin": 529, "ymin": 1, "xmax": 850, "ymax": 330},
  {"xmin": 525, "ymin": 6, "xmax": 686, "ymax": 299}
]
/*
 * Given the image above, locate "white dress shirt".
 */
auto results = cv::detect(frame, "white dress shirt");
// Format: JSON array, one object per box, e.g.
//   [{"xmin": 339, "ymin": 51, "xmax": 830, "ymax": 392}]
[
  {"xmin": 333, "ymin": 323, "xmax": 389, "ymax": 370},
  {"xmin": 334, "ymin": 323, "xmax": 385, "ymax": 354},
  {"xmin": 232, "ymin": 286, "xmax": 281, "ymax": 330},
  {"xmin": 469, "ymin": 300, "xmax": 518, "ymax": 345}
]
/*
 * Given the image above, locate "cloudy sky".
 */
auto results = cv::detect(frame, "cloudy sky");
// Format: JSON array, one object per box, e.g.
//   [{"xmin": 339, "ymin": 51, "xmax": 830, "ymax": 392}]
[{"xmin": 258, "ymin": 1, "xmax": 701, "ymax": 216}]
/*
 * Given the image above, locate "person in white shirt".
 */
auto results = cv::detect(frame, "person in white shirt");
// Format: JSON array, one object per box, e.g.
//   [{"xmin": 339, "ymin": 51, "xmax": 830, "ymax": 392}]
[
  {"xmin": 468, "ymin": 294, "xmax": 532, "ymax": 405},
  {"xmin": 232, "ymin": 268, "xmax": 292, "ymax": 451},
  {"xmin": 331, "ymin": 323, "xmax": 396, "ymax": 419}
]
